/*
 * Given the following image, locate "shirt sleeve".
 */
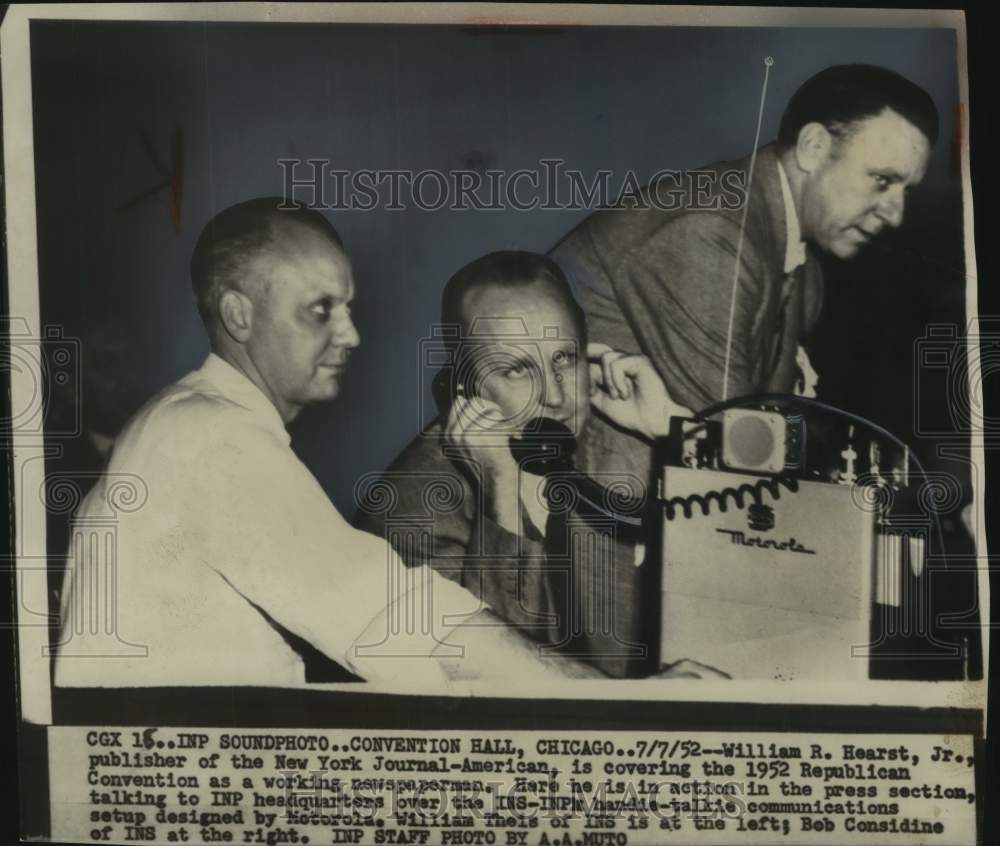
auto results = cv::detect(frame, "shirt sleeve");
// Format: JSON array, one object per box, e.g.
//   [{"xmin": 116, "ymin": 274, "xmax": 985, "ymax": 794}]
[{"xmin": 189, "ymin": 424, "xmax": 480, "ymax": 681}]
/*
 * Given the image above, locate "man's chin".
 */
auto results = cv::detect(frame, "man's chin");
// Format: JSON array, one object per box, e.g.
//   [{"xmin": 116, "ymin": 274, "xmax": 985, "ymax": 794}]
[
  {"xmin": 828, "ymin": 239, "xmax": 862, "ymax": 260},
  {"xmin": 309, "ymin": 378, "xmax": 342, "ymax": 403}
]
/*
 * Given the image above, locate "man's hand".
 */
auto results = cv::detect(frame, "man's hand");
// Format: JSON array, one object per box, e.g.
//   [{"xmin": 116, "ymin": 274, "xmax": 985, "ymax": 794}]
[
  {"xmin": 588, "ymin": 343, "xmax": 692, "ymax": 439},
  {"xmin": 443, "ymin": 396, "xmax": 521, "ymax": 532}
]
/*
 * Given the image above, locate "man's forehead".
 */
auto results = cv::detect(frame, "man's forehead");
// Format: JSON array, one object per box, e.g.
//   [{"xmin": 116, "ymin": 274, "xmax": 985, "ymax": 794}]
[
  {"xmin": 465, "ymin": 314, "xmax": 528, "ymax": 336},
  {"xmin": 465, "ymin": 328, "xmax": 577, "ymax": 349},
  {"xmin": 261, "ymin": 223, "xmax": 352, "ymax": 296},
  {"xmin": 461, "ymin": 283, "xmax": 580, "ymax": 337},
  {"xmin": 275, "ymin": 219, "xmax": 346, "ymax": 258},
  {"xmin": 845, "ymin": 109, "xmax": 931, "ymax": 169}
]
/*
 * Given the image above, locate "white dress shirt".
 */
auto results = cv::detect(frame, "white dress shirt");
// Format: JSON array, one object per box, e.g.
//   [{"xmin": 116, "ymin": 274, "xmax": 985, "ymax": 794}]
[
  {"xmin": 520, "ymin": 472, "xmax": 550, "ymax": 540},
  {"xmin": 54, "ymin": 354, "xmax": 475, "ymax": 687},
  {"xmin": 777, "ymin": 159, "xmax": 807, "ymax": 275}
]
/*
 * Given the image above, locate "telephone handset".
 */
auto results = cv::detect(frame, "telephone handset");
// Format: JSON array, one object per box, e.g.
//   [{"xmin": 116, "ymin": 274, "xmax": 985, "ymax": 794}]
[
  {"xmin": 431, "ymin": 366, "xmax": 477, "ymax": 416},
  {"xmin": 509, "ymin": 417, "xmax": 646, "ymax": 537}
]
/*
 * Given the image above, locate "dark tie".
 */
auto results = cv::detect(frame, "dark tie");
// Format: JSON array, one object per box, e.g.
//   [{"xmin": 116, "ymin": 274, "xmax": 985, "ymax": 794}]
[
  {"xmin": 539, "ymin": 477, "xmax": 650, "ymax": 675},
  {"xmin": 542, "ymin": 478, "xmax": 573, "ymax": 649},
  {"xmin": 767, "ymin": 264, "xmax": 806, "ymax": 392}
]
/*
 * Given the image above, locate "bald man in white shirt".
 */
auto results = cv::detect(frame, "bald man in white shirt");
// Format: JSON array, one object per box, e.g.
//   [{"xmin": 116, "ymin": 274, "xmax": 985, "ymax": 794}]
[{"xmin": 53, "ymin": 199, "xmax": 598, "ymax": 688}]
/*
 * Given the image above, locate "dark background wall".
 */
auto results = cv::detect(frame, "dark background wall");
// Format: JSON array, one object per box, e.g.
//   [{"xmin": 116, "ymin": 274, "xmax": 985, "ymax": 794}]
[{"xmin": 30, "ymin": 21, "xmax": 965, "ymax": 513}]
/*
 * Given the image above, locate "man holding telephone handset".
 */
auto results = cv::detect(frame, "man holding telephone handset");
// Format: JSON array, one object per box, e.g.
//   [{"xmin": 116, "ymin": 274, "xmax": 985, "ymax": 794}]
[
  {"xmin": 356, "ymin": 251, "xmax": 721, "ymax": 678},
  {"xmin": 57, "ymin": 204, "xmax": 687, "ymax": 688}
]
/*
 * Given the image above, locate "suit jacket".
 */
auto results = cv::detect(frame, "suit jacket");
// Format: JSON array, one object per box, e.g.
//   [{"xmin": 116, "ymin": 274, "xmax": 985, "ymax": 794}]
[
  {"xmin": 353, "ymin": 419, "xmax": 659, "ymax": 678},
  {"xmin": 550, "ymin": 144, "xmax": 824, "ymax": 488}
]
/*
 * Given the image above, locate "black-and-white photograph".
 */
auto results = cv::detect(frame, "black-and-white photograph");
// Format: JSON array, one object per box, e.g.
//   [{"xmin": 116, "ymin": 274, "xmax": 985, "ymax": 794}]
[{"xmin": 2, "ymin": 4, "xmax": 990, "ymax": 845}]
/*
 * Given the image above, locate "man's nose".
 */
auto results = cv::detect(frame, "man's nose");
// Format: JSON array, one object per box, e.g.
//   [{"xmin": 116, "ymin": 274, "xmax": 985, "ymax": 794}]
[
  {"xmin": 336, "ymin": 316, "xmax": 361, "ymax": 349},
  {"xmin": 542, "ymin": 367, "xmax": 566, "ymax": 409},
  {"xmin": 875, "ymin": 187, "xmax": 905, "ymax": 228}
]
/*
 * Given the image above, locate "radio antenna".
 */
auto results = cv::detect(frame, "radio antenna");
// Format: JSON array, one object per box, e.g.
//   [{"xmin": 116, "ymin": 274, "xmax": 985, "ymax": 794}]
[{"xmin": 721, "ymin": 56, "xmax": 773, "ymax": 402}]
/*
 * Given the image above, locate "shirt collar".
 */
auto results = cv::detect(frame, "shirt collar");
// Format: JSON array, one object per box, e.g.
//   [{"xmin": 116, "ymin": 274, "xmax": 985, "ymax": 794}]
[
  {"xmin": 777, "ymin": 159, "xmax": 807, "ymax": 274},
  {"xmin": 198, "ymin": 353, "xmax": 291, "ymax": 445}
]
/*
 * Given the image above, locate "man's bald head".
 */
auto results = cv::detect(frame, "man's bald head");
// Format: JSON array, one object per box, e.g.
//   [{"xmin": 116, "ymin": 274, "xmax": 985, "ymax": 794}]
[
  {"xmin": 190, "ymin": 198, "xmax": 358, "ymax": 422},
  {"xmin": 190, "ymin": 198, "xmax": 345, "ymax": 331}
]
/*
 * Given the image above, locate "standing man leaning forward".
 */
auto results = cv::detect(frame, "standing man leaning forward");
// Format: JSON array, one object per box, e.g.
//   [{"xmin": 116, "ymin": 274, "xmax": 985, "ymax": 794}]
[{"xmin": 550, "ymin": 64, "xmax": 938, "ymax": 486}]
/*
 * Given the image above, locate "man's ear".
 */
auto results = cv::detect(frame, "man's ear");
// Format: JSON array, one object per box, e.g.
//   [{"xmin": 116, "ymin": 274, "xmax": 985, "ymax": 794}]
[
  {"xmin": 218, "ymin": 289, "xmax": 254, "ymax": 343},
  {"xmin": 794, "ymin": 121, "xmax": 834, "ymax": 174}
]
